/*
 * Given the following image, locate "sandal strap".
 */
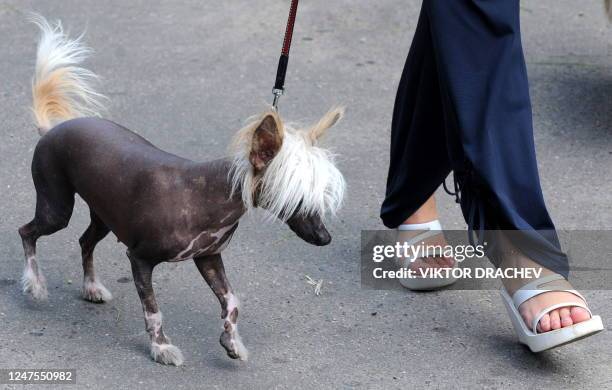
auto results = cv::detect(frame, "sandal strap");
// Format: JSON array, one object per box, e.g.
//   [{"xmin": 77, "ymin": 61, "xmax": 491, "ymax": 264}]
[
  {"xmin": 531, "ymin": 301, "xmax": 592, "ymax": 334},
  {"xmin": 397, "ymin": 220, "xmax": 442, "ymax": 231},
  {"xmin": 400, "ymin": 229, "xmax": 442, "ymax": 246},
  {"xmin": 511, "ymin": 273, "xmax": 591, "ymax": 333},
  {"xmin": 512, "ymin": 274, "xmax": 567, "ymax": 307}
]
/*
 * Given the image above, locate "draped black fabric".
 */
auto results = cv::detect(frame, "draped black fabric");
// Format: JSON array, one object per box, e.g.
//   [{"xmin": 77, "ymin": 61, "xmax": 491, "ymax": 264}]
[{"xmin": 381, "ymin": 0, "xmax": 569, "ymax": 276}]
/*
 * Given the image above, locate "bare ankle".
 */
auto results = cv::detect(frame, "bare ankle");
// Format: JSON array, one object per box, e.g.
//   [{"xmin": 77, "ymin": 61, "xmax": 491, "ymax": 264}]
[{"xmin": 402, "ymin": 196, "xmax": 439, "ymax": 224}]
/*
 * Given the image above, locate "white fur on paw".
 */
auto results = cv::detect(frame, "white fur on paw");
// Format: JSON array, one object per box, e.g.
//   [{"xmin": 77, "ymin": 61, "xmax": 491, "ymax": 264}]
[
  {"xmin": 233, "ymin": 331, "xmax": 249, "ymax": 361},
  {"xmin": 150, "ymin": 343, "xmax": 184, "ymax": 366},
  {"xmin": 22, "ymin": 266, "xmax": 48, "ymax": 301},
  {"xmin": 82, "ymin": 279, "xmax": 112, "ymax": 303}
]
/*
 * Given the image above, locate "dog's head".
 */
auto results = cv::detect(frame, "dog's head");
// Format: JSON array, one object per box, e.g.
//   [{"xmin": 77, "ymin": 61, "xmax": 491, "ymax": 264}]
[{"xmin": 230, "ymin": 107, "xmax": 346, "ymax": 246}]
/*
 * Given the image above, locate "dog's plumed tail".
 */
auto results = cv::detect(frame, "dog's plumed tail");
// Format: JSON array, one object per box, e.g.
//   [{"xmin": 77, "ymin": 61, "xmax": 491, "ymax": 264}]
[{"xmin": 30, "ymin": 14, "xmax": 107, "ymax": 135}]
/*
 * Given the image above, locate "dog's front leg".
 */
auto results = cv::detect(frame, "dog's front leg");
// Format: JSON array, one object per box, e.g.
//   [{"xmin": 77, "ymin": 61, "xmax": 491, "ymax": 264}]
[
  {"xmin": 194, "ymin": 254, "xmax": 248, "ymax": 361},
  {"xmin": 128, "ymin": 253, "xmax": 184, "ymax": 366}
]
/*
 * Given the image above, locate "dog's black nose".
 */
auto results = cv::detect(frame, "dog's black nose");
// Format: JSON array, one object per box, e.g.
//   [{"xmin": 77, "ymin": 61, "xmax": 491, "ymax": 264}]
[{"xmin": 315, "ymin": 230, "xmax": 332, "ymax": 246}]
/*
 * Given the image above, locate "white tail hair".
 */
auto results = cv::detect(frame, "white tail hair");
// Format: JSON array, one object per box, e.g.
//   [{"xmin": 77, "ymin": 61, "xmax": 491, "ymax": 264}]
[
  {"xmin": 30, "ymin": 14, "xmax": 107, "ymax": 135},
  {"xmin": 230, "ymin": 108, "xmax": 346, "ymax": 221}
]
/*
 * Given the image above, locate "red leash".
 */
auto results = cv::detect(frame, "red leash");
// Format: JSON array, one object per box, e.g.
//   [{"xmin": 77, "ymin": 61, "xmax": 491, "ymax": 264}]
[{"xmin": 272, "ymin": 0, "xmax": 299, "ymax": 110}]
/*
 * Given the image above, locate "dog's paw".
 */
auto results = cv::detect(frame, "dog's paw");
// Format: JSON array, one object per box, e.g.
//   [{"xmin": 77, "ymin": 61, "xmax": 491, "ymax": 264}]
[
  {"xmin": 150, "ymin": 343, "xmax": 184, "ymax": 366},
  {"xmin": 220, "ymin": 330, "xmax": 249, "ymax": 361},
  {"xmin": 82, "ymin": 279, "xmax": 112, "ymax": 303},
  {"xmin": 22, "ymin": 267, "xmax": 48, "ymax": 301}
]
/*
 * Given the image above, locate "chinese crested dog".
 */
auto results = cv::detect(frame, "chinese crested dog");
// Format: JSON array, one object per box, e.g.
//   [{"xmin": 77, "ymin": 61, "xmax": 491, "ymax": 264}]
[{"xmin": 18, "ymin": 16, "xmax": 345, "ymax": 366}]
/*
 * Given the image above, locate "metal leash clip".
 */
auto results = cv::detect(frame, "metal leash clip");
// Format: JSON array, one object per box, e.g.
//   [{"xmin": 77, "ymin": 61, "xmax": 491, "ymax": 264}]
[
  {"xmin": 272, "ymin": 88, "xmax": 284, "ymax": 110},
  {"xmin": 270, "ymin": 0, "xmax": 298, "ymax": 111}
]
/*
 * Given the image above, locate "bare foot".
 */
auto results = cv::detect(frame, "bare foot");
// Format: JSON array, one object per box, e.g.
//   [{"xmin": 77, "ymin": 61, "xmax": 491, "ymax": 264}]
[
  {"xmin": 396, "ymin": 230, "xmax": 455, "ymax": 272},
  {"xmin": 501, "ymin": 249, "xmax": 591, "ymax": 333}
]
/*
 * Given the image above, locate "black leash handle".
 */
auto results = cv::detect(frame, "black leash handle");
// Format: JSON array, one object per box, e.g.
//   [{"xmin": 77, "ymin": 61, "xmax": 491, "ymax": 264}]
[{"xmin": 272, "ymin": 0, "xmax": 299, "ymax": 109}]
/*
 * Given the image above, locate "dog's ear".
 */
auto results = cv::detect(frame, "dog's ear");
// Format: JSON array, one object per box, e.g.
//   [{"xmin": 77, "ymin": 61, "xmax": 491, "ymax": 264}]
[
  {"xmin": 308, "ymin": 107, "xmax": 344, "ymax": 143},
  {"xmin": 249, "ymin": 114, "xmax": 283, "ymax": 172}
]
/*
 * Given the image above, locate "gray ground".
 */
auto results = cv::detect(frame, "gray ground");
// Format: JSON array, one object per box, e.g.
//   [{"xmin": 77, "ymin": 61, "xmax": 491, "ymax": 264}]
[{"xmin": 1, "ymin": 1, "xmax": 611, "ymax": 389}]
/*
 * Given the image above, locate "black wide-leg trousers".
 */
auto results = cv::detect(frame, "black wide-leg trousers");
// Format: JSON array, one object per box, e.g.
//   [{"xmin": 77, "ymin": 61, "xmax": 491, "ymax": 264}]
[{"xmin": 381, "ymin": 0, "xmax": 569, "ymax": 275}]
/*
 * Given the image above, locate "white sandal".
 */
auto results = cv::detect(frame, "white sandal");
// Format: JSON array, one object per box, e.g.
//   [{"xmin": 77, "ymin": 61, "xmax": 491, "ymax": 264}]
[
  {"xmin": 500, "ymin": 273, "xmax": 604, "ymax": 352},
  {"xmin": 396, "ymin": 220, "xmax": 457, "ymax": 291}
]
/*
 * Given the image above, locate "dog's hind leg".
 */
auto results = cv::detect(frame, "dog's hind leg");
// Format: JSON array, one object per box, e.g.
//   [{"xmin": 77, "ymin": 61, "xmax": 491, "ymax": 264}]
[
  {"xmin": 128, "ymin": 253, "xmax": 184, "ymax": 366},
  {"xmin": 18, "ymin": 187, "xmax": 75, "ymax": 301},
  {"xmin": 18, "ymin": 221, "xmax": 47, "ymax": 300},
  {"xmin": 194, "ymin": 254, "xmax": 248, "ymax": 361},
  {"xmin": 79, "ymin": 210, "xmax": 112, "ymax": 303}
]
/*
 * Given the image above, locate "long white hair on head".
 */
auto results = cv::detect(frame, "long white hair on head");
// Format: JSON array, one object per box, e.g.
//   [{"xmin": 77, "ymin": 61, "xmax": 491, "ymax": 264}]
[{"xmin": 230, "ymin": 107, "xmax": 346, "ymax": 221}]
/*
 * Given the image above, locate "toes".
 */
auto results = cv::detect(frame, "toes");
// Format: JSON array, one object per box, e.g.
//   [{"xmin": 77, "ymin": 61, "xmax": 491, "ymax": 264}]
[
  {"xmin": 435, "ymin": 257, "xmax": 452, "ymax": 268},
  {"xmin": 515, "ymin": 287, "xmax": 592, "ymax": 333},
  {"xmin": 539, "ymin": 307, "xmax": 589, "ymax": 332},
  {"xmin": 409, "ymin": 259, "xmax": 426, "ymax": 272},
  {"xmin": 549, "ymin": 309, "xmax": 561, "ymax": 330},
  {"xmin": 539, "ymin": 313, "xmax": 551, "ymax": 332},
  {"xmin": 416, "ymin": 257, "xmax": 453, "ymax": 269},
  {"xmin": 441, "ymin": 256, "xmax": 455, "ymax": 268},
  {"xmin": 421, "ymin": 258, "xmax": 438, "ymax": 269},
  {"xmin": 150, "ymin": 343, "xmax": 184, "ymax": 366},
  {"xmin": 559, "ymin": 307, "xmax": 573, "ymax": 327},
  {"xmin": 408, "ymin": 256, "xmax": 453, "ymax": 274},
  {"xmin": 431, "ymin": 258, "xmax": 445, "ymax": 268},
  {"xmin": 446, "ymin": 256, "xmax": 455, "ymax": 267},
  {"xmin": 570, "ymin": 307, "xmax": 591, "ymax": 324}
]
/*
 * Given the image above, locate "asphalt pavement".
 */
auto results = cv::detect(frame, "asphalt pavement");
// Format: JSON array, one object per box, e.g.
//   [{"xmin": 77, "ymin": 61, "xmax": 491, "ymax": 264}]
[{"xmin": 0, "ymin": 1, "xmax": 611, "ymax": 388}]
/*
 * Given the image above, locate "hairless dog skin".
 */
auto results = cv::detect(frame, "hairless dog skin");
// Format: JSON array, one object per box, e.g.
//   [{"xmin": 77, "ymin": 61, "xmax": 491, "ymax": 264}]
[{"xmin": 19, "ymin": 16, "xmax": 345, "ymax": 366}]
